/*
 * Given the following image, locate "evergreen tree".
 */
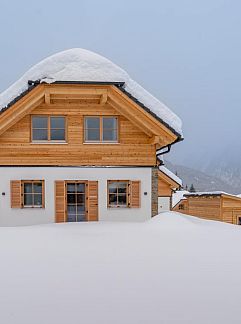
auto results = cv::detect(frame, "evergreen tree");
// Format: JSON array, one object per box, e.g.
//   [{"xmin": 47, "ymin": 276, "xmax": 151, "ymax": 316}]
[{"xmin": 189, "ymin": 184, "xmax": 196, "ymax": 192}]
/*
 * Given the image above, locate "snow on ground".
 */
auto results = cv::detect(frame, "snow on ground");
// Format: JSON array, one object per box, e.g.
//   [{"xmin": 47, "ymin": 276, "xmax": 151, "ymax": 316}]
[
  {"xmin": 0, "ymin": 48, "xmax": 182, "ymax": 136},
  {"xmin": 1, "ymin": 212, "xmax": 241, "ymax": 324}
]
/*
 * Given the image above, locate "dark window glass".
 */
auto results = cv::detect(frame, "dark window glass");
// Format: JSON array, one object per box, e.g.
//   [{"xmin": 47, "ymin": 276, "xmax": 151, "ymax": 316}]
[
  {"xmin": 77, "ymin": 183, "xmax": 85, "ymax": 193},
  {"xmin": 103, "ymin": 129, "xmax": 117, "ymax": 141},
  {"xmin": 77, "ymin": 194, "xmax": 85, "ymax": 204},
  {"xmin": 85, "ymin": 117, "xmax": 100, "ymax": 129},
  {"xmin": 85, "ymin": 129, "xmax": 100, "ymax": 141},
  {"xmin": 67, "ymin": 184, "xmax": 75, "ymax": 193},
  {"xmin": 50, "ymin": 117, "xmax": 65, "ymax": 129},
  {"xmin": 50, "ymin": 129, "xmax": 65, "ymax": 141},
  {"xmin": 32, "ymin": 129, "xmax": 48, "ymax": 141},
  {"xmin": 103, "ymin": 117, "xmax": 117, "ymax": 129},
  {"xmin": 34, "ymin": 194, "xmax": 42, "ymax": 206},
  {"xmin": 24, "ymin": 194, "xmax": 33, "ymax": 206},
  {"xmin": 24, "ymin": 183, "xmax": 32, "ymax": 193},
  {"xmin": 23, "ymin": 182, "xmax": 43, "ymax": 207},
  {"xmin": 32, "ymin": 117, "xmax": 48, "ymax": 128},
  {"xmin": 67, "ymin": 194, "xmax": 76, "ymax": 204},
  {"xmin": 108, "ymin": 181, "xmax": 128, "ymax": 208}
]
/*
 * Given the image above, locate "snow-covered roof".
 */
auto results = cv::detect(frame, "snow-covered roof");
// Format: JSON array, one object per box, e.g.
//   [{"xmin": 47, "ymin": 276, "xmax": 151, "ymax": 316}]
[
  {"xmin": 172, "ymin": 190, "xmax": 189, "ymax": 208},
  {"xmin": 0, "ymin": 48, "xmax": 182, "ymax": 137},
  {"xmin": 185, "ymin": 191, "xmax": 241, "ymax": 199},
  {"xmin": 159, "ymin": 165, "xmax": 182, "ymax": 186}
]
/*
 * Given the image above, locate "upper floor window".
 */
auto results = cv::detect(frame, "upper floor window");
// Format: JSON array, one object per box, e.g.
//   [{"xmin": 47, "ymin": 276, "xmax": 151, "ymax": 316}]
[
  {"xmin": 84, "ymin": 116, "xmax": 118, "ymax": 143},
  {"xmin": 31, "ymin": 116, "xmax": 66, "ymax": 142}
]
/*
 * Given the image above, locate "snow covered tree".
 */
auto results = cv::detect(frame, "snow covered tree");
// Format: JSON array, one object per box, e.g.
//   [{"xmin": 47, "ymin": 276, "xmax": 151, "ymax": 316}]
[{"xmin": 189, "ymin": 184, "xmax": 196, "ymax": 192}]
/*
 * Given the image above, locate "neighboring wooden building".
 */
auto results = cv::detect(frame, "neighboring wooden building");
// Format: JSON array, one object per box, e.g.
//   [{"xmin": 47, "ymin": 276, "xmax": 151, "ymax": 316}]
[
  {"xmin": 0, "ymin": 48, "xmax": 183, "ymax": 226},
  {"xmin": 158, "ymin": 166, "xmax": 182, "ymax": 212},
  {"xmin": 173, "ymin": 192, "xmax": 241, "ymax": 225}
]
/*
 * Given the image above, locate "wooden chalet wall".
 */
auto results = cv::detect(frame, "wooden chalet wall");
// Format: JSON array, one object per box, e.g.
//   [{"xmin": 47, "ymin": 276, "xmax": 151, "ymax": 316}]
[
  {"xmin": 222, "ymin": 196, "xmax": 241, "ymax": 224},
  {"xmin": 0, "ymin": 84, "xmax": 178, "ymax": 166},
  {"xmin": 173, "ymin": 195, "xmax": 241, "ymax": 225}
]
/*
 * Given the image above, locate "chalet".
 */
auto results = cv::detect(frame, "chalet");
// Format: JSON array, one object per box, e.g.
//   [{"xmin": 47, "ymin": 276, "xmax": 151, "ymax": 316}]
[
  {"xmin": 158, "ymin": 166, "xmax": 182, "ymax": 212},
  {"xmin": 173, "ymin": 192, "xmax": 241, "ymax": 225},
  {"xmin": 0, "ymin": 48, "xmax": 183, "ymax": 226}
]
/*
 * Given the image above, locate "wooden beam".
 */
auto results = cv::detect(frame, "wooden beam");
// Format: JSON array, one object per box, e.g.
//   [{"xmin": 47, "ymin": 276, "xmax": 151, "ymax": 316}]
[
  {"xmin": 100, "ymin": 93, "xmax": 108, "ymax": 105},
  {"xmin": 0, "ymin": 85, "xmax": 45, "ymax": 136},
  {"xmin": 45, "ymin": 90, "xmax": 50, "ymax": 105}
]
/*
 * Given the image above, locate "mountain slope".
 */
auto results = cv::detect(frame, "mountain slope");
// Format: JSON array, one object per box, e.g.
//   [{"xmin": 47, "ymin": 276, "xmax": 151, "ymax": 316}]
[{"xmin": 165, "ymin": 160, "xmax": 240, "ymax": 194}]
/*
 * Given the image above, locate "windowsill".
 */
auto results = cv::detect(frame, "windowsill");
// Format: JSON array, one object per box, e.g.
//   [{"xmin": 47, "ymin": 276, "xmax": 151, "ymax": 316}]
[
  {"xmin": 108, "ymin": 206, "xmax": 128, "ymax": 209},
  {"xmin": 31, "ymin": 141, "xmax": 68, "ymax": 145},
  {"xmin": 23, "ymin": 206, "xmax": 44, "ymax": 208}
]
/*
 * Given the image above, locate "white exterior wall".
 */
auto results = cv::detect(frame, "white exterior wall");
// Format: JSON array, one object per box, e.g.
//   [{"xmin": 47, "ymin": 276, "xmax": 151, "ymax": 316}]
[
  {"xmin": 158, "ymin": 197, "xmax": 170, "ymax": 213},
  {"xmin": 0, "ymin": 167, "xmax": 152, "ymax": 226}
]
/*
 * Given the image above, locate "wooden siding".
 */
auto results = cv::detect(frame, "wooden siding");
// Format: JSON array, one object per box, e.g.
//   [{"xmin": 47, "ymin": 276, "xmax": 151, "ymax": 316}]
[
  {"xmin": 87, "ymin": 181, "xmax": 98, "ymax": 221},
  {"xmin": 173, "ymin": 195, "xmax": 241, "ymax": 225},
  {"xmin": 10, "ymin": 180, "xmax": 21, "ymax": 208},
  {"xmin": 0, "ymin": 103, "xmax": 156, "ymax": 166},
  {"xmin": 158, "ymin": 180, "xmax": 172, "ymax": 197},
  {"xmin": 130, "ymin": 180, "xmax": 141, "ymax": 208}
]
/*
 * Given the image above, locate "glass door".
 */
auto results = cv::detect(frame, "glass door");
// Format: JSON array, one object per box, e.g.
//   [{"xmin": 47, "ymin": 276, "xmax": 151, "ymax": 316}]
[{"xmin": 66, "ymin": 182, "xmax": 86, "ymax": 222}]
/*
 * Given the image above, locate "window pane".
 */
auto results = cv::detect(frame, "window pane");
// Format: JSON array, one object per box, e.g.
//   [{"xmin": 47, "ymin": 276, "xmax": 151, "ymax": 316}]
[
  {"xmin": 103, "ymin": 117, "xmax": 117, "ymax": 129},
  {"xmin": 67, "ymin": 184, "xmax": 75, "ymax": 193},
  {"xmin": 32, "ymin": 117, "xmax": 48, "ymax": 128},
  {"xmin": 77, "ymin": 194, "xmax": 85, "ymax": 204},
  {"xmin": 67, "ymin": 205, "xmax": 76, "ymax": 214},
  {"xmin": 67, "ymin": 214, "xmax": 76, "ymax": 222},
  {"xmin": 103, "ymin": 129, "xmax": 117, "ymax": 141},
  {"xmin": 24, "ymin": 194, "xmax": 33, "ymax": 206},
  {"xmin": 118, "ymin": 194, "xmax": 127, "ymax": 206},
  {"xmin": 50, "ymin": 129, "xmax": 65, "ymax": 141},
  {"xmin": 77, "ymin": 183, "xmax": 85, "ymax": 193},
  {"xmin": 50, "ymin": 117, "xmax": 65, "ymax": 129},
  {"xmin": 108, "ymin": 182, "xmax": 118, "ymax": 193},
  {"xmin": 109, "ymin": 194, "xmax": 117, "ymax": 206},
  {"xmin": 85, "ymin": 129, "xmax": 100, "ymax": 141},
  {"xmin": 32, "ymin": 129, "xmax": 48, "ymax": 141},
  {"xmin": 33, "ymin": 183, "xmax": 42, "ymax": 194},
  {"xmin": 85, "ymin": 117, "xmax": 100, "ymax": 129},
  {"xmin": 67, "ymin": 194, "xmax": 76, "ymax": 204},
  {"xmin": 77, "ymin": 214, "xmax": 85, "ymax": 222},
  {"xmin": 77, "ymin": 205, "xmax": 85, "ymax": 213},
  {"xmin": 24, "ymin": 183, "xmax": 32, "ymax": 194},
  {"xmin": 34, "ymin": 194, "xmax": 42, "ymax": 206}
]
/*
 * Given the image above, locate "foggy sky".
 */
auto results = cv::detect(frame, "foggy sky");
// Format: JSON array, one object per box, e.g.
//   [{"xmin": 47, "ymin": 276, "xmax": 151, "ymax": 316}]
[{"xmin": 0, "ymin": 0, "xmax": 240, "ymax": 167}]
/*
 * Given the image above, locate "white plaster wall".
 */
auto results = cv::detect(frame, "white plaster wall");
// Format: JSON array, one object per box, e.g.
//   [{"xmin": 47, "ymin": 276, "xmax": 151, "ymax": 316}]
[
  {"xmin": 0, "ymin": 167, "xmax": 152, "ymax": 226},
  {"xmin": 158, "ymin": 197, "xmax": 170, "ymax": 213}
]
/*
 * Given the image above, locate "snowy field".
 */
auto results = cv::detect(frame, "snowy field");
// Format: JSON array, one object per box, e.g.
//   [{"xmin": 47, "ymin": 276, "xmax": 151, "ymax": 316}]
[{"xmin": 1, "ymin": 212, "xmax": 241, "ymax": 324}]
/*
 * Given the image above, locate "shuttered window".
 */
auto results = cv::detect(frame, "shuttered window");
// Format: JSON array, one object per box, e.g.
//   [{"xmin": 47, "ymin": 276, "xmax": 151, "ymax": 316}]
[
  {"xmin": 10, "ymin": 180, "xmax": 45, "ymax": 208},
  {"xmin": 87, "ymin": 181, "xmax": 98, "ymax": 221},
  {"xmin": 107, "ymin": 180, "xmax": 140, "ymax": 208},
  {"xmin": 55, "ymin": 181, "xmax": 66, "ymax": 223}
]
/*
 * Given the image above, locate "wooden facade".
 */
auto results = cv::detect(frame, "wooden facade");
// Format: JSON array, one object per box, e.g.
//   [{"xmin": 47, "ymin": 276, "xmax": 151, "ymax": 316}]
[
  {"xmin": 0, "ymin": 84, "xmax": 178, "ymax": 167},
  {"xmin": 173, "ymin": 193, "xmax": 241, "ymax": 225},
  {"xmin": 158, "ymin": 170, "xmax": 181, "ymax": 197}
]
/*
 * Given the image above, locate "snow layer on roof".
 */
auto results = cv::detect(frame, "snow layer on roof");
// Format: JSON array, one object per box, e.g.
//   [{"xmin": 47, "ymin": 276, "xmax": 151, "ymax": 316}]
[
  {"xmin": 159, "ymin": 165, "xmax": 182, "ymax": 186},
  {"xmin": 0, "ymin": 48, "xmax": 182, "ymax": 136},
  {"xmin": 172, "ymin": 190, "xmax": 189, "ymax": 208},
  {"xmin": 185, "ymin": 191, "xmax": 241, "ymax": 198}
]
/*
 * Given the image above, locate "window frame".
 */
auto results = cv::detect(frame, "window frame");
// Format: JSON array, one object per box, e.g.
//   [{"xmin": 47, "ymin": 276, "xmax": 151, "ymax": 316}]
[
  {"xmin": 21, "ymin": 180, "xmax": 45, "ymax": 208},
  {"xmin": 31, "ymin": 115, "xmax": 67, "ymax": 143},
  {"xmin": 107, "ymin": 180, "xmax": 130, "ymax": 208},
  {"xmin": 84, "ymin": 116, "xmax": 119, "ymax": 143}
]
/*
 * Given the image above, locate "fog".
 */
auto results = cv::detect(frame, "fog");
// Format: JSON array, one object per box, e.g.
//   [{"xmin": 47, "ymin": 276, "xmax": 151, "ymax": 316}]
[{"xmin": 0, "ymin": 0, "xmax": 240, "ymax": 168}]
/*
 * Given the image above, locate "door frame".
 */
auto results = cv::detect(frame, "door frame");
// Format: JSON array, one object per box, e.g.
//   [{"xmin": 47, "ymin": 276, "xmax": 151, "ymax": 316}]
[{"xmin": 64, "ymin": 180, "xmax": 88, "ymax": 222}]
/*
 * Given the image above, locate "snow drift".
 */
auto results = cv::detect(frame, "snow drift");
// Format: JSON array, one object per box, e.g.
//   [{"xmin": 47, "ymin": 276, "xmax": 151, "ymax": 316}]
[{"xmin": 0, "ymin": 212, "xmax": 241, "ymax": 324}]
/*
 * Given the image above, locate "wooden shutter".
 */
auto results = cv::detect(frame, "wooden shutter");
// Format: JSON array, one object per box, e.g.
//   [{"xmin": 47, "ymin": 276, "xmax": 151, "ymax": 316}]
[
  {"xmin": 130, "ymin": 180, "xmax": 141, "ymax": 208},
  {"xmin": 55, "ymin": 181, "xmax": 65, "ymax": 223},
  {"xmin": 10, "ymin": 180, "xmax": 22, "ymax": 208},
  {"xmin": 87, "ymin": 181, "xmax": 98, "ymax": 221}
]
